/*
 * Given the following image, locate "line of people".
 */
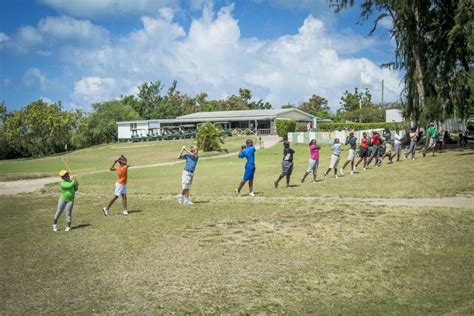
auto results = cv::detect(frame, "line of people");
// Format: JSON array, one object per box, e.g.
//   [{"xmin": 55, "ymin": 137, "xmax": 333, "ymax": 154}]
[
  {"xmin": 51, "ymin": 125, "xmax": 439, "ymax": 231},
  {"xmin": 273, "ymin": 125, "xmax": 438, "ymax": 188}
]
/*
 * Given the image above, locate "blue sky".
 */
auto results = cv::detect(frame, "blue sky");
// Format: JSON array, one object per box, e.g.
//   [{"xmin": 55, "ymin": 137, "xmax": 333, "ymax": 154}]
[{"xmin": 0, "ymin": 0, "xmax": 401, "ymax": 112}]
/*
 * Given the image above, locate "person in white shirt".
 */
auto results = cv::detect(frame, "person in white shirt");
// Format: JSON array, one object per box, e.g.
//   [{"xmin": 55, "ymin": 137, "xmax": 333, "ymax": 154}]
[
  {"xmin": 323, "ymin": 138, "xmax": 341, "ymax": 179},
  {"xmin": 393, "ymin": 128, "xmax": 403, "ymax": 162}
]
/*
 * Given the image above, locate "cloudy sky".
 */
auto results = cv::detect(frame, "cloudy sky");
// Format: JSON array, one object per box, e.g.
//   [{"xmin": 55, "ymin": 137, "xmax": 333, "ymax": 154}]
[{"xmin": 0, "ymin": 0, "xmax": 402, "ymax": 112}]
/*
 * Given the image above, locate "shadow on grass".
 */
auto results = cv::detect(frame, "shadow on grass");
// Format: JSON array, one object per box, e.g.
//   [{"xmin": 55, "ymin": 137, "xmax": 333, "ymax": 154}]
[
  {"xmin": 71, "ymin": 224, "xmax": 92, "ymax": 230},
  {"xmin": 128, "ymin": 210, "xmax": 143, "ymax": 214},
  {"xmin": 455, "ymin": 151, "xmax": 474, "ymax": 156},
  {"xmin": 193, "ymin": 201, "xmax": 210, "ymax": 204},
  {"xmin": 288, "ymin": 184, "xmax": 300, "ymax": 188}
]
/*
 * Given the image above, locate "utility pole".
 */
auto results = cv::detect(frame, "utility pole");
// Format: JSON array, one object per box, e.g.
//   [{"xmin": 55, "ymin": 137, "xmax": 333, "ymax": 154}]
[{"xmin": 359, "ymin": 72, "xmax": 362, "ymax": 123}]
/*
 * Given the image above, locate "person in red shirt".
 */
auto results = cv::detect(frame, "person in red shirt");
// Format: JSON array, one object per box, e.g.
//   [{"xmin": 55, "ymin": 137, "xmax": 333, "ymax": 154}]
[
  {"xmin": 365, "ymin": 130, "xmax": 381, "ymax": 168},
  {"xmin": 103, "ymin": 155, "xmax": 130, "ymax": 216},
  {"xmin": 355, "ymin": 132, "xmax": 369, "ymax": 171}
]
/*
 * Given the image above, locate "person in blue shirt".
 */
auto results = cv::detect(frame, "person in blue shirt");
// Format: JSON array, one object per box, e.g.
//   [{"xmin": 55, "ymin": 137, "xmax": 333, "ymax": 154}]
[
  {"xmin": 235, "ymin": 139, "xmax": 256, "ymax": 196},
  {"xmin": 177, "ymin": 146, "xmax": 199, "ymax": 205}
]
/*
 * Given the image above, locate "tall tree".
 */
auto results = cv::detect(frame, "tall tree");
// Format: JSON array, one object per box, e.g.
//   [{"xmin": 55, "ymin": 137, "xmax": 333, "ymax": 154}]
[
  {"xmin": 328, "ymin": 0, "xmax": 472, "ymax": 124},
  {"xmin": 5, "ymin": 100, "xmax": 82, "ymax": 157},
  {"xmin": 298, "ymin": 94, "xmax": 330, "ymax": 118}
]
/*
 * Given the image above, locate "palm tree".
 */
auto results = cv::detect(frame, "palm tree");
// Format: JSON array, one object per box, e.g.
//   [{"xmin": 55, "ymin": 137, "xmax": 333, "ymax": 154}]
[{"xmin": 196, "ymin": 123, "xmax": 225, "ymax": 152}]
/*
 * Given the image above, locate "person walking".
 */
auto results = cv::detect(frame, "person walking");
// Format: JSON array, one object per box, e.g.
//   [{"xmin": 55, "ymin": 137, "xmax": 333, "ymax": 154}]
[
  {"xmin": 301, "ymin": 139, "xmax": 320, "ymax": 183},
  {"xmin": 274, "ymin": 141, "xmax": 295, "ymax": 188},
  {"xmin": 339, "ymin": 132, "xmax": 357, "ymax": 175}
]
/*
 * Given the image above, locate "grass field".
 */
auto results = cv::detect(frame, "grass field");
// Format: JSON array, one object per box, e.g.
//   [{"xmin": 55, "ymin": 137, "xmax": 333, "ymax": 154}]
[{"xmin": 1, "ymin": 139, "xmax": 473, "ymax": 314}]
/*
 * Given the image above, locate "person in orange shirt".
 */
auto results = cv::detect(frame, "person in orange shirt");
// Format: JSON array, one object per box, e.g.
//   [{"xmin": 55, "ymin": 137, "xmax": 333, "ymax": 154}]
[{"xmin": 103, "ymin": 155, "xmax": 129, "ymax": 216}]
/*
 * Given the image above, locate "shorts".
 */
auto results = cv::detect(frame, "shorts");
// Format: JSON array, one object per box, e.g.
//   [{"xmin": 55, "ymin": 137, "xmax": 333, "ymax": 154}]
[
  {"xmin": 359, "ymin": 148, "xmax": 369, "ymax": 158},
  {"xmin": 428, "ymin": 137, "xmax": 436, "ymax": 147},
  {"xmin": 181, "ymin": 170, "xmax": 194, "ymax": 189},
  {"xmin": 306, "ymin": 158, "xmax": 319, "ymax": 174},
  {"xmin": 281, "ymin": 160, "xmax": 293, "ymax": 176},
  {"xmin": 347, "ymin": 149, "xmax": 355, "ymax": 161},
  {"xmin": 394, "ymin": 143, "xmax": 402, "ymax": 155},
  {"xmin": 329, "ymin": 154, "xmax": 340, "ymax": 169},
  {"xmin": 243, "ymin": 166, "xmax": 256, "ymax": 181},
  {"xmin": 114, "ymin": 182, "xmax": 127, "ymax": 196},
  {"xmin": 385, "ymin": 143, "xmax": 393, "ymax": 154}
]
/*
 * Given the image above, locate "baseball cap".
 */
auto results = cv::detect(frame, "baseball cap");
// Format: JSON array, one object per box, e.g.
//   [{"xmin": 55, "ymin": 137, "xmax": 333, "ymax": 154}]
[{"xmin": 59, "ymin": 170, "xmax": 69, "ymax": 177}]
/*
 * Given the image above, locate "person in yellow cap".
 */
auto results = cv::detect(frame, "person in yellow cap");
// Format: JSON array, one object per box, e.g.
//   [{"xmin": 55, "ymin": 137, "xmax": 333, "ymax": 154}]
[{"xmin": 52, "ymin": 170, "xmax": 79, "ymax": 232}]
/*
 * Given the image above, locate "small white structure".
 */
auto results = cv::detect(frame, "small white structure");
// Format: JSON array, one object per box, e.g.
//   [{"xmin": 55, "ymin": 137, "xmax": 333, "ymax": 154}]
[
  {"xmin": 386, "ymin": 109, "xmax": 404, "ymax": 123},
  {"xmin": 117, "ymin": 108, "xmax": 315, "ymax": 140}
]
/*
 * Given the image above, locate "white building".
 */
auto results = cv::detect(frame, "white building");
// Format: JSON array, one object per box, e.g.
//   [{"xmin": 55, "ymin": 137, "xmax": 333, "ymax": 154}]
[{"xmin": 117, "ymin": 108, "xmax": 315, "ymax": 140}]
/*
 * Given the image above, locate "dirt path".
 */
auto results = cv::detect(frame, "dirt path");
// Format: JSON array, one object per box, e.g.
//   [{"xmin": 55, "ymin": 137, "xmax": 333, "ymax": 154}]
[
  {"xmin": 0, "ymin": 177, "xmax": 60, "ymax": 195},
  {"xmin": 0, "ymin": 136, "xmax": 282, "ymax": 196}
]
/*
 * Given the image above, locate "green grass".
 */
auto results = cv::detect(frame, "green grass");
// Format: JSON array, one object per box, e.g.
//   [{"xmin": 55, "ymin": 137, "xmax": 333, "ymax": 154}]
[
  {"xmin": 0, "ymin": 141, "xmax": 473, "ymax": 314},
  {"xmin": 0, "ymin": 137, "xmax": 256, "ymax": 181}
]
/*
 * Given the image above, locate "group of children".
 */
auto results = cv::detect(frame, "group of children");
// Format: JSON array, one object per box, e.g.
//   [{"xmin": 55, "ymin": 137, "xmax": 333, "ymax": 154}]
[{"xmin": 52, "ymin": 125, "xmax": 438, "ymax": 231}]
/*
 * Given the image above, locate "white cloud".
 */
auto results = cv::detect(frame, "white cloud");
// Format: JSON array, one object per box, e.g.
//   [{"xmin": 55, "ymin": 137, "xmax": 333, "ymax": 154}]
[
  {"xmin": 72, "ymin": 76, "xmax": 119, "ymax": 105},
  {"xmin": 23, "ymin": 68, "xmax": 47, "ymax": 89},
  {"xmin": 0, "ymin": 32, "xmax": 9, "ymax": 43},
  {"xmin": 37, "ymin": 16, "xmax": 109, "ymax": 43},
  {"xmin": 5, "ymin": 16, "xmax": 109, "ymax": 54},
  {"xmin": 14, "ymin": 4, "xmax": 401, "ymax": 110},
  {"xmin": 39, "ymin": 0, "xmax": 179, "ymax": 18},
  {"xmin": 38, "ymin": 96, "xmax": 53, "ymax": 104}
]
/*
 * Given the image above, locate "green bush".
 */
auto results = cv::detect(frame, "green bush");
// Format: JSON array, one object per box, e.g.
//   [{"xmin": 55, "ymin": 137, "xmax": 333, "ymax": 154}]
[
  {"xmin": 317, "ymin": 122, "xmax": 407, "ymax": 131},
  {"xmin": 276, "ymin": 119, "xmax": 296, "ymax": 140},
  {"xmin": 196, "ymin": 123, "xmax": 225, "ymax": 152}
]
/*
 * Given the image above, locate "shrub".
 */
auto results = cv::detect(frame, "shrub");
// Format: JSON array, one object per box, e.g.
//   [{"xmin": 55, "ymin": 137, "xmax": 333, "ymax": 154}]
[
  {"xmin": 317, "ymin": 122, "xmax": 407, "ymax": 131},
  {"xmin": 276, "ymin": 119, "xmax": 296, "ymax": 140},
  {"xmin": 196, "ymin": 123, "xmax": 225, "ymax": 151}
]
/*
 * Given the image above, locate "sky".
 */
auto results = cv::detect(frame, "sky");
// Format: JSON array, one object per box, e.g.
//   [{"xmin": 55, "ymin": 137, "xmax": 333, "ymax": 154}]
[{"xmin": 0, "ymin": 0, "xmax": 402, "ymax": 112}]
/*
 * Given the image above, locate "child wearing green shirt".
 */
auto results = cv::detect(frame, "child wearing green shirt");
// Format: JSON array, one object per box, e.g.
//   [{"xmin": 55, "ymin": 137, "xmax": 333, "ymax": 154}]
[{"xmin": 53, "ymin": 170, "xmax": 79, "ymax": 232}]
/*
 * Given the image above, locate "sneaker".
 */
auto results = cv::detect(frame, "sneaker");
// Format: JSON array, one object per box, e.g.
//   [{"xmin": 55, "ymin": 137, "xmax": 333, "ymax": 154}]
[
  {"xmin": 273, "ymin": 181, "xmax": 278, "ymax": 188},
  {"xmin": 323, "ymin": 172, "xmax": 328, "ymax": 178},
  {"xmin": 354, "ymin": 166, "xmax": 358, "ymax": 171},
  {"xmin": 311, "ymin": 180, "xmax": 317, "ymax": 183},
  {"xmin": 300, "ymin": 177, "xmax": 304, "ymax": 183},
  {"xmin": 52, "ymin": 224, "xmax": 58, "ymax": 232},
  {"xmin": 65, "ymin": 226, "xmax": 71, "ymax": 232},
  {"xmin": 363, "ymin": 167, "xmax": 367, "ymax": 171},
  {"xmin": 102, "ymin": 207, "xmax": 109, "ymax": 216},
  {"xmin": 177, "ymin": 194, "xmax": 183, "ymax": 204},
  {"xmin": 339, "ymin": 168, "xmax": 344, "ymax": 176},
  {"xmin": 234, "ymin": 188, "xmax": 240, "ymax": 196},
  {"xmin": 412, "ymin": 157, "xmax": 416, "ymax": 160},
  {"xmin": 350, "ymin": 171, "xmax": 354, "ymax": 175},
  {"xmin": 423, "ymin": 152, "xmax": 426, "ymax": 157},
  {"xmin": 335, "ymin": 175, "xmax": 339, "ymax": 179},
  {"xmin": 184, "ymin": 199, "xmax": 194, "ymax": 205},
  {"xmin": 404, "ymin": 155, "xmax": 408, "ymax": 160},
  {"xmin": 249, "ymin": 192, "xmax": 255, "ymax": 197},
  {"xmin": 122, "ymin": 210, "xmax": 129, "ymax": 216}
]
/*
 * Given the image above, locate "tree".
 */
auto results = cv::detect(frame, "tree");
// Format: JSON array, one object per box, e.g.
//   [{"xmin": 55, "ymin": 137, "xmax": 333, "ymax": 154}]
[
  {"xmin": 282, "ymin": 102, "xmax": 296, "ymax": 109},
  {"xmin": 298, "ymin": 95, "xmax": 331, "ymax": 118},
  {"xmin": 73, "ymin": 100, "xmax": 140, "ymax": 148},
  {"xmin": 0, "ymin": 101, "xmax": 16, "ymax": 159},
  {"xmin": 196, "ymin": 123, "xmax": 225, "ymax": 152},
  {"xmin": 275, "ymin": 119, "xmax": 296, "ymax": 140},
  {"xmin": 5, "ymin": 99, "xmax": 81, "ymax": 157},
  {"xmin": 329, "ymin": 0, "xmax": 472, "ymax": 124},
  {"xmin": 339, "ymin": 88, "xmax": 373, "ymax": 112}
]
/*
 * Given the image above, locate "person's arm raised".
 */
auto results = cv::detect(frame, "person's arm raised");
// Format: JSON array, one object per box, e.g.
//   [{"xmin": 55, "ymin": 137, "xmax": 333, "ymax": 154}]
[{"xmin": 110, "ymin": 160, "xmax": 118, "ymax": 171}]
